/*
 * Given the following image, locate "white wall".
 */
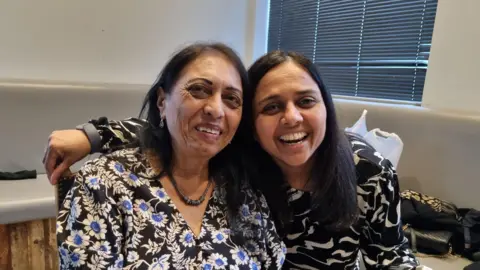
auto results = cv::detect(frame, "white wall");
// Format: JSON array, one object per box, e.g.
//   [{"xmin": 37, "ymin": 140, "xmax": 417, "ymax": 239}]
[
  {"xmin": 1, "ymin": 0, "xmax": 478, "ymax": 115},
  {"xmin": 0, "ymin": 0, "xmax": 254, "ymax": 85},
  {"xmin": 422, "ymin": 0, "xmax": 480, "ymax": 115}
]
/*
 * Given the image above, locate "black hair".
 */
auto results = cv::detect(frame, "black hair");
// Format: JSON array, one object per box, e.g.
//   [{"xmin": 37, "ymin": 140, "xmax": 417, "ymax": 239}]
[
  {"xmin": 137, "ymin": 42, "xmax": 253, "ymax": 236},
  {"xmin": 245, "ymin": 50, "xmax": 358, "ymax": 234}
]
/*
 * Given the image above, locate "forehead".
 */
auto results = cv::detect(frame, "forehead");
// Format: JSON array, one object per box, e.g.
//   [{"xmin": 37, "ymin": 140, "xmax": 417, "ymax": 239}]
[
  {"xmin": 255, "ymin": 61, "xmax": 319, "ymax": 98},
  {"xmin": 178, "ymin": 51, "xmax": 242, "ymax": 87}
]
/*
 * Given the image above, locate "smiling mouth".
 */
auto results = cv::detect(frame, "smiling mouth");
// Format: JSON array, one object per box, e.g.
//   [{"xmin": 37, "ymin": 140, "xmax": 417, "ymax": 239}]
[
  {"xmin": 195, "ymin": 126, "xmax": 222, "ymax": 136},
  {"xmin": 279, "ymin": 132, "xmax": 309, "ymax": 144}
]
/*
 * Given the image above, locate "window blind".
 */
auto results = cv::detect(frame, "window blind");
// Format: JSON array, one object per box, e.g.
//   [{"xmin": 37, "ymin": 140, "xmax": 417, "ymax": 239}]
[{"xmin": 267, "ymin": 0, "xmax": 438, "ymax": 102}]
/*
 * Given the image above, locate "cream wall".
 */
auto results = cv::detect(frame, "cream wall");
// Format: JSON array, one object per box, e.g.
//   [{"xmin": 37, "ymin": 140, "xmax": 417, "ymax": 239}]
[
  {"xmin": 3, "ymin": 0, "xmax": 474, "ymax": 117},
  {"xmin": 422, "ymin": 0, "xmax": 480, "ymax": 115},
  {"xmin": 0, "ymin": 0, "xmax": 255, "ymax": 84}
]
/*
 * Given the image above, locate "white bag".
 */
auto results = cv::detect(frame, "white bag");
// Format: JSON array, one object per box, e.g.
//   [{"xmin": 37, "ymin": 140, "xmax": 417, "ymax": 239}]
[{"xmin": 345, "ymin": 110, "xmax": 404, "ymax": 168}]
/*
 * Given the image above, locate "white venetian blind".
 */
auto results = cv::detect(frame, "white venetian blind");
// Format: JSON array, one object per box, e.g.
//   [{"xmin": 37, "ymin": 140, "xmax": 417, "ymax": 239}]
[{"xmin": 267, "ymin": 0, "xmax": 438, "ymax": 102}]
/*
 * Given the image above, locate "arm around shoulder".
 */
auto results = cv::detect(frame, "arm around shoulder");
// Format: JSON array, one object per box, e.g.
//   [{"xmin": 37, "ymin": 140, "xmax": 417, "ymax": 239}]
[{"xmin": 86, "ymin": 117, "xmax": 148, "ymax": 153}]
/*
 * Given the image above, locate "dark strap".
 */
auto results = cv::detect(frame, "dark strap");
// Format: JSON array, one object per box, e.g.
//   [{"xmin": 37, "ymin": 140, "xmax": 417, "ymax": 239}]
[
  {"xmin": 410, "ymin": 228, "xmax": 418, "ymax": 253},
  {"xmin": 465, "ymin": 226, "xmax": 472, "ymax": 250},
  {"xmin": 76, "ymin": 123, "xmax": 102, "ymax": 154}
]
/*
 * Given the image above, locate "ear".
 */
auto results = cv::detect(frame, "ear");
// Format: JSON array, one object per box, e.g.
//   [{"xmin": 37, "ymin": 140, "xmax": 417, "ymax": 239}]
[{"xmin": 156, "ymin": 87, "xmax": 166, "ymax": 118}]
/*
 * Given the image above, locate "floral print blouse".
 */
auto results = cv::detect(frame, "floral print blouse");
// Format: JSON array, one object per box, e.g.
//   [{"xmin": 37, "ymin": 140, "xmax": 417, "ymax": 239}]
[{"xmin": 57, "ymin": 147, "xmax": 286, "ymax": 269}]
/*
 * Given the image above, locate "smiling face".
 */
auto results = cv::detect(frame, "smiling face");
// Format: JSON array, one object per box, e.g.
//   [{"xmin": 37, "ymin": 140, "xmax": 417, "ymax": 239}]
[
  {"xmin": 253, "ymin": 60, "xmax": 327, "ymax": 170},
  {"xmin": 159, "ymin": 50, "xmax": 243, "ymax": 160}
]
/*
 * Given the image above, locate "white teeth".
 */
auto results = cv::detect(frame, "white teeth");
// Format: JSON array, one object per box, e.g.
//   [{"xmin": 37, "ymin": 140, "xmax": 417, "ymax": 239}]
[
  {"xmin": 280, "ymin": 132, "xmax": 307, "ymax": 142},
  {"xmin": 197, "ymin": 126, "xmax": 220, "ymax": 135}
]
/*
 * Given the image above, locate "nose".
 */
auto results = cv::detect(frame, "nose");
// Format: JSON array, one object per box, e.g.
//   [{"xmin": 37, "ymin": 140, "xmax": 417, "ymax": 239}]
[
  {"xmin": 203, "ymin": 94, "xmax": 225, "ymax": 119},
  {"xmin": 282, "ymin": 103, "xmax": 303, "ymax": 126}
]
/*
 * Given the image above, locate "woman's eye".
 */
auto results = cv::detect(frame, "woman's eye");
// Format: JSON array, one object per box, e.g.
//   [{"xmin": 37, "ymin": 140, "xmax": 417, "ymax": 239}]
[
  {"xmin": 187, "ymin": 84, "xmax": 209, "ymax": 98},
  {"xmin": 223, "ymin": 95, "xmax": 242, "ymax": 108},
  {"xmin": 298, "ymin": 97, "xmax": 317, "ymax": 108},
  {"xmin": 262, "ymin": 103, "xmax": 281, "ymax": 114}
]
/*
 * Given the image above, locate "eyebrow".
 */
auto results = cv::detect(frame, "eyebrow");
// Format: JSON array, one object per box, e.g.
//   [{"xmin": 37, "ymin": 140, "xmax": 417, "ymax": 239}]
[
  {"xmin": 186, "ymin": 77, "xmax": 242, "ymax": 93},
  {"xmin": 257, "ymin": 89, "xmax": 318, "ymax": 105},
  {"xmin": 297, "ymin": 89, "xmax": 318, "ymax": 95}
]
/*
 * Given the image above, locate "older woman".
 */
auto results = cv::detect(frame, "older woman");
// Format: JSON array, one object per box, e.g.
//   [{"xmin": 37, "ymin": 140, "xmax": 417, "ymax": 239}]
[
  {"xmin": 53, "ymin": 43, "xmax": 286, "ymax": 269},
  {"xmin": 45, "ymin": 51, "xmax": 421, "ymax": 269}
]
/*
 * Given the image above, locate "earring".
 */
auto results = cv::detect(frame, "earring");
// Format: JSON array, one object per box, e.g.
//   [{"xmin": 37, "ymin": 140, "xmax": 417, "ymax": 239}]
[{"xmin": 159, "ymin": 118, "xmax": 164, "ymax": 128}]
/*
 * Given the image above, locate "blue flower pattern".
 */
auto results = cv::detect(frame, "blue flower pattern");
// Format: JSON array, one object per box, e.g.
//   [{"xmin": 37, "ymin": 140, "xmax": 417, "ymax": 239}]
[{"xmin": 57, "ymin": 148, "xmax": 286, "ymax": 269}]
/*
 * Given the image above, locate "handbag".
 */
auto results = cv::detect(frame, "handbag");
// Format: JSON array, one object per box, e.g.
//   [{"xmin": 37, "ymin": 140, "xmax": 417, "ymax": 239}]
[
  {"xmin": 401, "ymin": 190, "xmax": 480, "ymax": 259},
  {"xmin": 401, "ymin": 190, "xmax": 461, "ymax": 231},
  {"xmin": 401, "ymin": 190, "xmax": 463, "ymax": 255},
  {"xmin": 460, "ymin": 209, "xmax": 480, "ymax": 261},
  {"xmin": 403, "ymin": 225, "xmax": 454, "ymax": 255}
]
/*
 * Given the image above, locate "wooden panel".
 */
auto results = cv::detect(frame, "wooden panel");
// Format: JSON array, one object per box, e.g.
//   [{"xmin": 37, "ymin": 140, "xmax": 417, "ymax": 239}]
[
  {"xmin": 28, "ymin": 220, "xmax": 45, "ymax": 270},
  {"xmin": 44, "ymin": 219, "xmax": 58, "ymax": 270},
  {"xmin": 10, "ymin": 222, "xmax": 30, "ymax": 269},
  {"xmin": 0, "ymin": 224, "xmax": 10, "ymax": 270},
  {"xmin": 1, "ymin": 218, "xmax": 58, "ymax": 270}
]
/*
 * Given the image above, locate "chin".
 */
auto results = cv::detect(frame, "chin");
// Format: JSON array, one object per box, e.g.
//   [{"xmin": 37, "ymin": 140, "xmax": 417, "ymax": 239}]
[
  {"xmin": 278, "ymin": 155, "xmax": 311, "ymax": 168},
  {"xmin": 196, "ymin": 144, "xmax": 226, "ymax": 157}
]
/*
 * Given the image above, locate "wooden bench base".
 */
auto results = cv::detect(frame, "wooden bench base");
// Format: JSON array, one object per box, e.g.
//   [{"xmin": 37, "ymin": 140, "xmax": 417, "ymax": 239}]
[{"xmin": 0, "ymin": 218, "xmax": 58, "ymax": 270}]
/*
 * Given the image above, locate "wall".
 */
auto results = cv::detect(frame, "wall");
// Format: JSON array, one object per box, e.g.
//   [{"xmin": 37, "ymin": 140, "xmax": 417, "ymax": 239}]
[
  {"xmin": 1, "ymin": 0, "xmax": 478, "ymax": 115},
  {"xmin": 0, "ymin": 0, "xmax": 253, "ymax": 84},
  {"xmin": 422, "ymin": 0, "xmax": 480, "ymax": 115}
]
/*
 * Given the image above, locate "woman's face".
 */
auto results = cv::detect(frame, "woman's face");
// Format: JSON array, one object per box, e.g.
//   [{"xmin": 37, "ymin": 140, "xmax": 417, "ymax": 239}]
[
  {"xmin": 159, "ymin": 51, "xmax": 243, "ymax": 159},
  {"xmin": 253, "ymin": 61, "xmax": 327, "ymax": 170}
]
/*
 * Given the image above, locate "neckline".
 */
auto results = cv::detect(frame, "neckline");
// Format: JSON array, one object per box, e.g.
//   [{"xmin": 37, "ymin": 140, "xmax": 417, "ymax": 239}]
[{"xmin": 160, "ymin": 183, "xmax": 217, "ymax": 239}]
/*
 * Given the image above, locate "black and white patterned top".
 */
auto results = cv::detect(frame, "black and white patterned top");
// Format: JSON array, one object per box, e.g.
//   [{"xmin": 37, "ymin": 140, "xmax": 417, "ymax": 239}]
[
  {"xmin": 57, "ymin": 147, "xmax": 286, "ymax": 269},
  {"xmin": 84, "ymin": 117, "xmax": 419, "ymax": 269},
  {"xmin": 283, "ymin": 137, "xmax": 418, "ymax": 269}
]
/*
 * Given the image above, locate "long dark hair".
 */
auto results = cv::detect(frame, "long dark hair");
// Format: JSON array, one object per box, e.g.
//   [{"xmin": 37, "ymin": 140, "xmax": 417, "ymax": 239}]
[
  {"xmin": 245, "ymin": 51, "xmax": 358, "ymax": 234},
  {"xmin": 137, "ymin": 42, "xmax": 253, "ymax": 229}
]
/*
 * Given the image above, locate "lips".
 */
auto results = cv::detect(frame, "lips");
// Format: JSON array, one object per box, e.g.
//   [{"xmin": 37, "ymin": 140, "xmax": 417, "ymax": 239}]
[
  {"xmin": 195, "ymin": 126, "xmax": 221, "ymax": 135},
  {"xmin": 279, "ymin": 132, "xmax": 308, "ymax": 144},
  {"xmin": 194, "ymin": 124, "xmax": 223, "ymax": 143}
]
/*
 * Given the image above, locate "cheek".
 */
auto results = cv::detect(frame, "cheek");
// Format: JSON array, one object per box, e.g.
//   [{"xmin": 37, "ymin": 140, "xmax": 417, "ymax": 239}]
[
  {"xmin": 254, "ymin": 116, "xmax": 277, "ymax": 148},
  {"xmin": 165, "ymin": 98, "xmax": 195, "ymax": 133},
  {"xmin": 312, "ymin": 107, "xmax": 327, "ymax": 140}
]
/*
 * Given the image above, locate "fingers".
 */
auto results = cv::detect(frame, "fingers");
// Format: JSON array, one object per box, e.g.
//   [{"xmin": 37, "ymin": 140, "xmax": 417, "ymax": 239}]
[
  {"xmin": 44, "ymin": 147, "xmax": 61, "ymax": 183},
  {"xmin": 50, "ymin": 160, "xmax": 71, "ymax": 185},
  {"xmin": 42, "ymin": 144, "xmax": 48, "ymax": 164},
  {"xmin": 42, "ymin": 135, "xmax": 53, "ymax": 165}
]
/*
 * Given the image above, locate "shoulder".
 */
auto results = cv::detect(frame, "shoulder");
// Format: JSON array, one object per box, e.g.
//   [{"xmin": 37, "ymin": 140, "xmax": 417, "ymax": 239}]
[
  {"xmin": 216, "ymin": 182, "xmax": 269, "ymax": 210},
  {"xmin": 242, "ymin": 183, "xmax": 270, "ymax": 209},
  {"xmin": 345, "ymin": 136, "xmax": 403, "ymax": 226},
  {"xmin": 345, "ymin": 133, "xmax": 396, "ymax": 186},
  {"xmin": 217, "ymin": 183, "xmax": 272, "ymax": 223},
  {"xmin": 75, "ymin": 147, "xmax": 154, "ymax": 190},
  {"xmin": 100, "ymin": 147, "xmax": 147, "ymax": 168}
]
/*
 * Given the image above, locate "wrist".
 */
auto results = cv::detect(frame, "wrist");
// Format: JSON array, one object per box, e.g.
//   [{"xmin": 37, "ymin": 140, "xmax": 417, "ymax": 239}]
[{"xmin": 76, "ymin": 123, "xmax": 101, "ymax": 154}]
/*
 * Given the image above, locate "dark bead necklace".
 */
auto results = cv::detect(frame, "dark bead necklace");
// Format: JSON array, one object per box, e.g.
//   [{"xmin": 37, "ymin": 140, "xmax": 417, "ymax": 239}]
[{"xmin": 169, "ymin": 175, "xmax": 213, "ymax": 206}]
